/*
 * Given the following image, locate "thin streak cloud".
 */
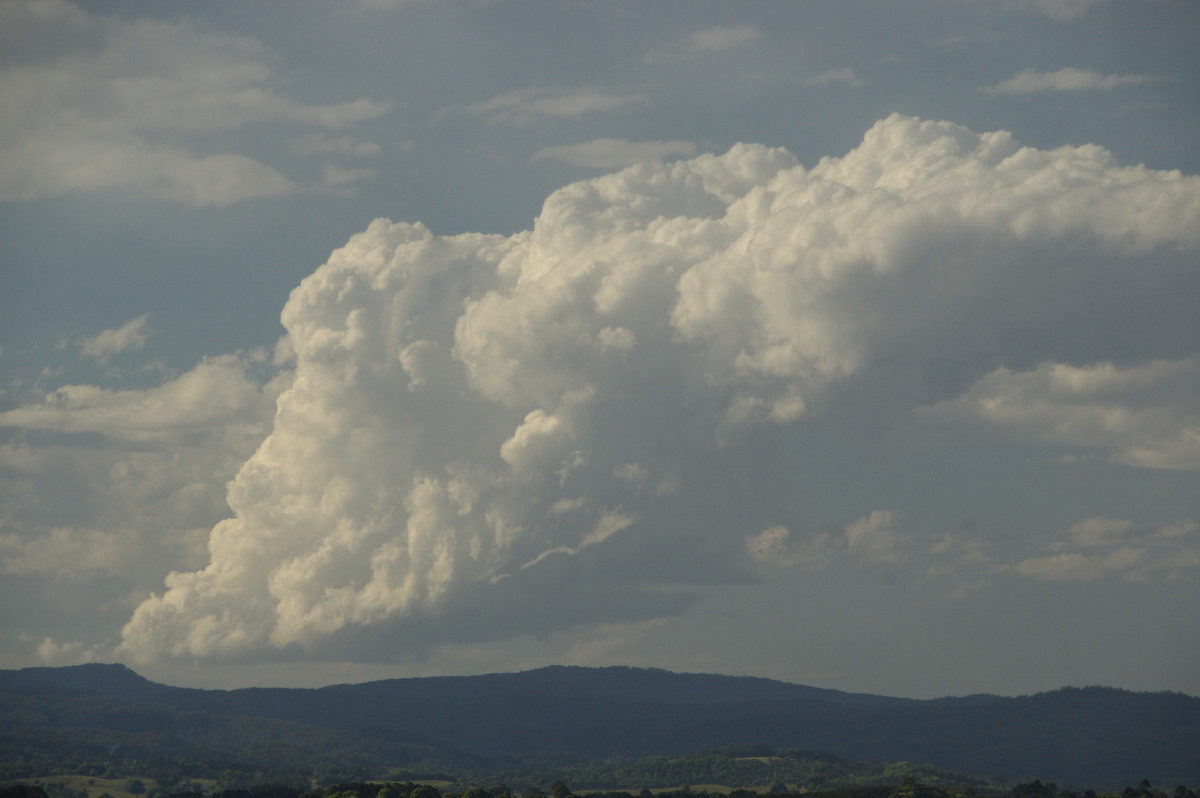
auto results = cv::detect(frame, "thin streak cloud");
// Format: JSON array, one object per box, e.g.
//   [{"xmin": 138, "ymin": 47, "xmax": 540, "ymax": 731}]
[{"xmin": 983, "ymin": 67, "xmax": 1167, "ymax": 94}]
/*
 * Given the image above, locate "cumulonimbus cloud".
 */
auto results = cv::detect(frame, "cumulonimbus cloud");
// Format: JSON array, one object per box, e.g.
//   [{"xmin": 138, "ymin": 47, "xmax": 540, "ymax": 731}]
[{"xmin": 118, "ymin": 114, "xmax": 1200, "ymax": 663}]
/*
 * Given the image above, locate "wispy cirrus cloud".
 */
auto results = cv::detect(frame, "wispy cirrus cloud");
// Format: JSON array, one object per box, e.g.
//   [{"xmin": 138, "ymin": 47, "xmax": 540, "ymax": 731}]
[
  {"xmin": 983, "ymin": 67, "xmax": 1167, "ymax": 94},
  {"xmin": 533, "ymin": 138, "xmax": 697, "ymax": 169},
  {"xmin": 448, "ymin": 86, "xmax": 650, "ymax": 126},
  {"xmin": 806, "ymin": 68, "xmax": 863, "ymax": 87}
]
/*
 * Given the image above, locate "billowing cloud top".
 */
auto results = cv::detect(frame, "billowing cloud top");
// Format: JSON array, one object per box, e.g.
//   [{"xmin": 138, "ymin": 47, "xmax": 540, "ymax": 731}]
[{"xmin": 119, "ymin": 114, "xmax": 1200, "ymax": 663}]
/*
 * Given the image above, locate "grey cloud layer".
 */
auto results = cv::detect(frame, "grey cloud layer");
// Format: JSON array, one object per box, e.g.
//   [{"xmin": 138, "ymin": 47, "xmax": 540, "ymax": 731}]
[
  {"xmin": 0, "ymin": 352, "xmax": 285, "ymax": 661},
  {"xmin": 0, "ymin": 0, "xmax": 387, "ymax": 204},
  {"xmin": 112, "ymin": 115, "xmax": 1199, "ymax": 663}
]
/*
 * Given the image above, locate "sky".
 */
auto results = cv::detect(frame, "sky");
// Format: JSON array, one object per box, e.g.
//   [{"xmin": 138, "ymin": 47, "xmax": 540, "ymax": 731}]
[{"xmin": 1, "ymin": 0, "xmax": 1199, "ymax": 701}]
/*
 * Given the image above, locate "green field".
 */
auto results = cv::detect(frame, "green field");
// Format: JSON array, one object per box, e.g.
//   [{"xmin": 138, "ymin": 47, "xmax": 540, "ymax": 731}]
[{"xmin": 18, "ymin": 776, "xmax": 221, "ymax": 798}]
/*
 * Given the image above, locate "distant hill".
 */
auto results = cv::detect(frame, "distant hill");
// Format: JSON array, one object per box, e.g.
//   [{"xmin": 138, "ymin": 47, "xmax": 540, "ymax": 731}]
[
  {"xmin": 2, "ymin": 664, "xmax": 1198, "ymax": 789},
  {"xmin": 0, "ymin": 663, "xmax": 171, "ymax": 701}
]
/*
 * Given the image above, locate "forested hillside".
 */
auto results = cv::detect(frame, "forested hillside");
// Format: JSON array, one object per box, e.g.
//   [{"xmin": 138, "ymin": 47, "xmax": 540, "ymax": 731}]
[{"xmin": 2, "ymin": 665, "xmax": 1197, "ymax": 790}]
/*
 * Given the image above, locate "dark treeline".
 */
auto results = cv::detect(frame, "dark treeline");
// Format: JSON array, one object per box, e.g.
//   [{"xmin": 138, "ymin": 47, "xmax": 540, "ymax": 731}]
[
  {"xmin": 6, "ymin": 775, "xmax": 1200, "ymax": 798},
  {"xmin": 0, "ymin": 742, "xmax": 986, "ymax": 796}
]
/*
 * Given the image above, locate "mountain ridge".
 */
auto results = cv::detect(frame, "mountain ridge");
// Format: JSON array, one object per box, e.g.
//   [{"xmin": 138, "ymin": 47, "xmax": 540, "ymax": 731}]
[{"xmin": 2, "ymin": 663, "xmax": 1198, "ymax": 788}]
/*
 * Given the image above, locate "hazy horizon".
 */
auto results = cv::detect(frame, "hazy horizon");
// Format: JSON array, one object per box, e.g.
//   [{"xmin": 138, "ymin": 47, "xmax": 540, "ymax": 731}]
[{"xmin": 14, "ymin": 659, "xmax": 1200, "ymax": 702}]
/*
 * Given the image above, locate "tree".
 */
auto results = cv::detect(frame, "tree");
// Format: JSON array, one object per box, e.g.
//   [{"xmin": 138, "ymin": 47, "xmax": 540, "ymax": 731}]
[{"xmin": 0, "ymin": 787, "xmax": 51, "ymax": 798}]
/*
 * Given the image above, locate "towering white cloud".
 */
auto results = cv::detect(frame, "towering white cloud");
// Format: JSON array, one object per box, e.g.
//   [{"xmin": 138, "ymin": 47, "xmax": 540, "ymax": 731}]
[{"xmin": 117, "ymin": 114, "xmax": 1200, "ymax": 663}]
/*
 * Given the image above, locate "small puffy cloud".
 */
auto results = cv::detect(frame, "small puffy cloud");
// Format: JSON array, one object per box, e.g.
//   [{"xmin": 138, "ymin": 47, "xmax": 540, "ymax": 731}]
[
  {"xmin": 748, "ymin": 511, "xmax": 908, "ymax": 568},
  {"xmin": 806, "ymin": 68, "xmax": 863, "ymax": 87},
  {"xmin": 928, "ymin": 530, "xmax": 992, "ymax": 570},
  {"xmin": 645, "ymin": 25, "xmax": 761, "ymax": 64},
  {"xmin": 983, "ymin": 67, "xmax": 1166, "ymax": 94},
  {"xmin": 926, "ymin": 530, "xmax": 992, "ymax": 595},
  {"xmin": 685, "ymin": 25, "xmax": 761, "ymax": 54},
  {"xmin": 747, "ymin": 524, "xmax": 839, "ymax": 569},
  {"xmin": 1058, "ymin": 516, "xmax": 1134, "ymax": 549},
  {"xmin": 845, "ymin": 510, "xmax": 910, "ymax": 565},
  {"xmin": 35, "ymin": 637, "xmax": 100, "ymax": 666},
  {"xmin": 0, "ymin": 0, "xmax": 388, "ymax": 204},
  {"xmin": 451, "ymin": 86, "xmax": 649, "ymax": 126},
  {"xmin": 613, "ymin": 463, "xmax": 649, "ymax": 484},
  {"xmin": 78, "ymin": 314, "xmax": 150, "ymax": 361},
  {"xmin": 1008, "ymin": 0, "xmax": 1113, "ymax": 20},
  {"xmin": 1154, "ymin": 548, "xmax": 1200, "ymax": 571},
  {"xmin": 1157, "ymin": 520, "xmax": 1199, "ymax": 540},
  {"xmin": 747, "ymin": 525, "xmax": 798, "ymax": 563},
  {"xmin": 110, "ymin": 114, "xmax": 1200, "ymax": 664},
  {"xmin": 533, "ymin": 138, "xmax": 698, "ymax": 169}
]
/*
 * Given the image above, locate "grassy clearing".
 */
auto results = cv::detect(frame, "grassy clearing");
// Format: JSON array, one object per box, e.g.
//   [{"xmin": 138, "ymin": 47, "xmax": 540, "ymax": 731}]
[
  {"xmin": 18, "ymin": 776, "xmax": 220, "ymax": 798},
  {"xmin": 648, "ymin": 786, "xmax": 771, "ymax": 795}
]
